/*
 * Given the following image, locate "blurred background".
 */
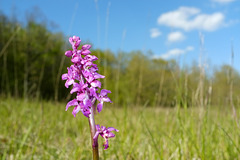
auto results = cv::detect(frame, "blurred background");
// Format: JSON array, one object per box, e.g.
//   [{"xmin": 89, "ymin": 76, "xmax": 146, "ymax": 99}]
[
  {"xmin": 0, "ymin": 0, "xmax": 240, "ymax": 106},
  {"xmin": 1, "ymin": 0, "xmax": 240, "ymax": 159}
]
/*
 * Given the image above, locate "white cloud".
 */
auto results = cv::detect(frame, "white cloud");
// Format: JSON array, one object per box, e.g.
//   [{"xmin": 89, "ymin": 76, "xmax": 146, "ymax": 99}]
[
  {"xmin": 157, "ymin": 7, "xmax": 225, "ymax": 31},
  {"xmin": 158, "ymin": 46, "xmax": 194, "ymax": 59},
  {"xmin": 167, "ymin": 31, "xmax": 185, "ymax": 43},
  {"xmin": 186, "ymin": 46, "xmax": 194, "ymax": 51},
  {"xmin": 150, "ymin": 28, "xmax": 162, "ymax": 38},
  {"xmin": 212, "ymin": 0, "xmax": 235, "ymax": 3}
]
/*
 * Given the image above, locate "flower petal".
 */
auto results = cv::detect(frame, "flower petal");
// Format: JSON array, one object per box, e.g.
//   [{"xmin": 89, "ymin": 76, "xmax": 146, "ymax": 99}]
[
  {"xmin": 65, "ymin": 50, "xmax": 73, "ymax": 57},
  {"xmin": 102, "ymin": 97, "xmax": 112, "ymax": 103},
  {"xmin": 100, "ymin": 89, "xmax": 111, "ymax": 97},
  {"xmin": 70, "ymin": 84, "xmax": 81, "ymax": 94},
  {"xmin": 97, "ymin": 102, "xmax": 103, "ymax": 113},
  {"xmin": 103, "ymin": 139, "xmax": 109, "ymax": 150},
  {"xmin": 77, "ymin": 93, "xmax": 86, "ymax": 101},
  {"xmin": 69, "ymin": 37, "xmax": 73, "ymax": 44},
  {"xmin": 86, "ymin": 55, "xmax": 98, "ymax": 61},
  {"xmin": 101, "ymin": 126, "xmax": 107, "ymax": 131},
  {"xmin": 84, "ymin": 99, "xmax": 92, "ymax": 107},
  {"xmin": 93, "ymin": 73, "xmax": 105, "ymax": 79},
  {"xmin": 71, "ymin": 56, "xmax": 81, "ymax": 63},
  {"xmin": 84, "ymin": 61, "xmax": 93, "ymax": 68},
  {"xmin": 65, "ymin": 79, "xmax": 74, "ymax": 88},
  {"xmin": 82, "ymin": 50, "xmax": 91, "ymax": 55},
  {"xmin": 90, "ymin": 64, "xmax": 98, "ymax": 72},
  {"xmin": 107, "ymin": 132, "xmax": 115, "ymax": 138},
  {"xmin": 62, "ymin": 73, "xmax": 68, "ymax": 80},
  {"xmin": 72, "ymin": 105, "xmax": 81, "ymax": 117},
  {"xmin": 66, "ymin": 99, "xmax": 78, "ymax": 111},
  {"xmin": 82, "ymin": 44, "xmax": 91, "ymax": 50},
  {"xmin": 107, "ymin": 127, "xmax": 119, "ymax": 132},
  {"xmin": 89, "ymin": 87, "xmax": 97, "ymax": 97},
  {"xmin": 82, "ymin": 107, "xmax": 91, "ymax": 117},
  {"xmin": 91, "ymin": 80, "xmax": 101, "ymax": 88},
  {"xmin": 96, "ymin": 124, "xmax": 101, "ymax": 131}
]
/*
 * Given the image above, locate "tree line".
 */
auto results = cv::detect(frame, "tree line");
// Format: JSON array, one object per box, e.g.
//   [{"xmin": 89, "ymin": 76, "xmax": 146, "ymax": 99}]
[{"xmin": 1, "ymin": 12, "xmax": 240, "ymax": 107}]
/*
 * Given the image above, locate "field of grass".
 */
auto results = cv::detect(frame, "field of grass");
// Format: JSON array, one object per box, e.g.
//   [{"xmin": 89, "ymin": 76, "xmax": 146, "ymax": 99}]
[{"xmin": 0, "ymin": 98, "xmax": 240, "ymax": 160}]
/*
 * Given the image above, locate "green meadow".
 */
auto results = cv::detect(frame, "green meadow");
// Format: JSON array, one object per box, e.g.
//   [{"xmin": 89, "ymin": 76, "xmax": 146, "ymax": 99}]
[{"xmin": 1, "ymin": 98, "xmax": 239, "ymax": 159}]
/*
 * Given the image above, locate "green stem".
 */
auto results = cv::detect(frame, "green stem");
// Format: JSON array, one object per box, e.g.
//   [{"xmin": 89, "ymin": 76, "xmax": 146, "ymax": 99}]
[{"xmin": 88, "ymin": 105, "xmax": 99, "ymax": 160}]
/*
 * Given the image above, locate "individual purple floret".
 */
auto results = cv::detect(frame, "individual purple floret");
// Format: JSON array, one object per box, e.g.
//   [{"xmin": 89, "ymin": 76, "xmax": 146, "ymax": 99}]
[
  {"xmin": 97, "ymin": 89, "xmax": 112, "ymax": 113},
  {"xmin": 61, "ymin": 36, "xmax": 112, "ymax": 118},
  {"xmin": 93, "ymin": 125, "xmax": 119, "ymax": 150}
]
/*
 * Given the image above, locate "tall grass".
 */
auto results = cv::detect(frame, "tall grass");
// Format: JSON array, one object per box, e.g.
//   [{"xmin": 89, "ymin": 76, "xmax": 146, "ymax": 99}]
[{"xmin": 0, "ymin": 98, "xmax": 239, "ymax": 159}]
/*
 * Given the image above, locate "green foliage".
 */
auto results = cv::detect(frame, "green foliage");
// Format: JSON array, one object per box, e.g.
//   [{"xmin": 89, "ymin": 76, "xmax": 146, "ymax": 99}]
[
  {"xmin": 0, "ymin": 13, "xmax": 66, "ymax": 100},
  {"xmin": 212, "ymin": 65, "xmax": 240, "ymax": 106}
]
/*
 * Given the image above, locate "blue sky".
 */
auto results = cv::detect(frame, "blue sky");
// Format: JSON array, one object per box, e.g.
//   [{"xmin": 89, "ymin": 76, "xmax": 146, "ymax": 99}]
[{"xmin": 1, "ymin": 0, "xmax": 240, "ymax": 71}]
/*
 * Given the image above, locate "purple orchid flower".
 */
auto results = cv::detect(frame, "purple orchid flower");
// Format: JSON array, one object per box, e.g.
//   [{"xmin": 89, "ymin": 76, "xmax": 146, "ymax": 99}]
[
  {"xmin": 93, "ymin": 125, "xmax": 119, "ymax": 150},
  {"xmin": 61, "ymin": 36, "xmax": 112, "ymax": 117},
  {"xmin": 69, "ymin": 36, "xmax": 81, "ymax": 49},
  {"xmin": 97, "ymin": 89, "xmax": 112, "ymax": 112},
  {"xmin": 62, "ymin": 36, "xmax": 118, "ymax": 151},
  {"xmin": 62, "ymin": 67, "xmax": 75, "ymax": 88}
]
